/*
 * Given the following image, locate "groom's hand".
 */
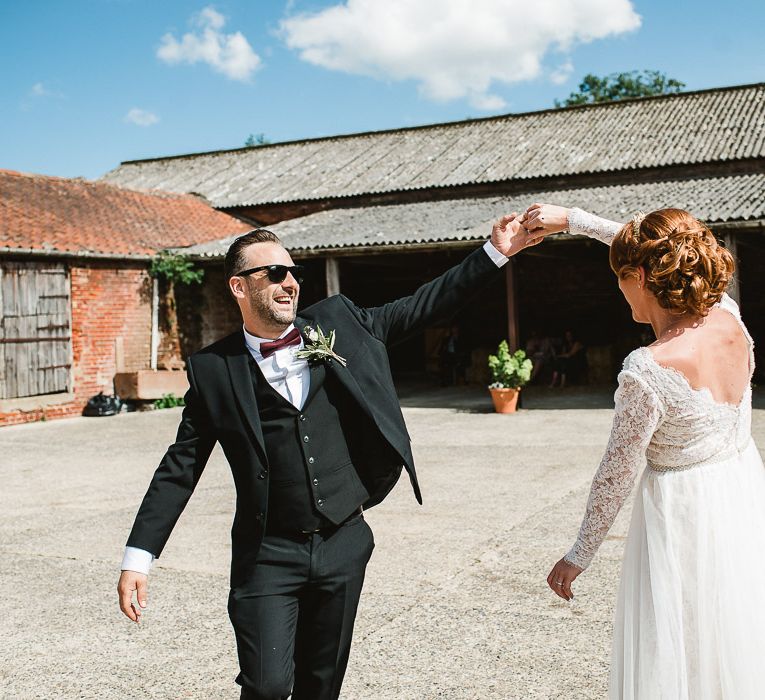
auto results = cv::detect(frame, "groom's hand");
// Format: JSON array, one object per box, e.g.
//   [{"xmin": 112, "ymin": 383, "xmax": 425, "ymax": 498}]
[
  {"xmin": 118, "ymin": 570, "xmax": 148, "ymax": 623},
  {"xmin": 491, "ymin": 213, "xmax": 544, "ymax": 258}
]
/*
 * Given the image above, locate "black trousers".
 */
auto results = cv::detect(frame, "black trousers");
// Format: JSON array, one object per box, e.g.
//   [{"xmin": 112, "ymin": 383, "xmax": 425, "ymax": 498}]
[{"xmin": 229, "ymin": 513, "xmax": 375, "ymax": 700}]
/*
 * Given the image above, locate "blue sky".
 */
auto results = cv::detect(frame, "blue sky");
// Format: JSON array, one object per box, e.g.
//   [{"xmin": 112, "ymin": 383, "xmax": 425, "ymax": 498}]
[{"xmin": 2, "ymin": 0, "xmax": 763, "ymax": 180}]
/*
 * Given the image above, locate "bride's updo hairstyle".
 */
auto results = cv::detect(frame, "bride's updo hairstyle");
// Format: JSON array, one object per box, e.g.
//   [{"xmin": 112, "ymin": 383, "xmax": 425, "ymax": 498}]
[{"xmin": 609, "ymin": 208, "xmax": 734, "ymax": 316}]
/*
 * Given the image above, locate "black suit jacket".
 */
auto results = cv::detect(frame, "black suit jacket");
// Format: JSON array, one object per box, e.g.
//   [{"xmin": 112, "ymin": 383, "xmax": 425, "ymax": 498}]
[{"xmin": 127, "ymin": 245, "xmax": 501, "ymax": 585}]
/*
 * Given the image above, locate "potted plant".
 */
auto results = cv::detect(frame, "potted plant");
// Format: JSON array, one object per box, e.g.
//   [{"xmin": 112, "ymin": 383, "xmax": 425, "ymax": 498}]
[{"xmin": 487, "ymin": 341, "xmax": 532, "ymax": 413}]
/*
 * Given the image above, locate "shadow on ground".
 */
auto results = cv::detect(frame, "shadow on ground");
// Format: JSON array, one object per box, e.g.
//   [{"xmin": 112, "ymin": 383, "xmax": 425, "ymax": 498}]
[
  {"xmin": 398, "ymin": 382, "xmax": 765, "ymax": 413},
  {"xmin": 396, "ymin": 382, "xmax": 618, "ymax": 412}
]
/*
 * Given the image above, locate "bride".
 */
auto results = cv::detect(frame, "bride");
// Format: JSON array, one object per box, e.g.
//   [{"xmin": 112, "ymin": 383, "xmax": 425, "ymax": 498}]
[{"xmin": 524, "ymin": 204, "xmax": 765, "ymax": 699}]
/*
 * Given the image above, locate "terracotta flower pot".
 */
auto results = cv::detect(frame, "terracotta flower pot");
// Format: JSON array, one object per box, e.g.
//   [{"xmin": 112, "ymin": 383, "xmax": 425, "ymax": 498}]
[{"xmin": 489, "ymin": 386, "xmax": 520, "ymax": 414}]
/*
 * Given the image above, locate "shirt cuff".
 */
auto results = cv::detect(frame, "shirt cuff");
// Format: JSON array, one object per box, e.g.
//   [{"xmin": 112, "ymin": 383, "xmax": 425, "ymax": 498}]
[
  {"xmin": 121, "ymin": 546, "xmax": 154, "ymax": 575},
  {"xmin": 483, "ymin": 240, "xmax": 509, "ymax": 267}
]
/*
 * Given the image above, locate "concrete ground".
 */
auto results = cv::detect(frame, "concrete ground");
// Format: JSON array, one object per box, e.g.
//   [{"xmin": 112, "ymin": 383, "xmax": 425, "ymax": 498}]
[{"xmin": 1, "ymin": 386, "xmax": 763, "ymax": 700}]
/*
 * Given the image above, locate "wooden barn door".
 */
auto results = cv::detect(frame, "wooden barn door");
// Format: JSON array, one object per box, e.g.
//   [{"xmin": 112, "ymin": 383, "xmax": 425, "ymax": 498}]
[{"xmin": 0, "ymin": 262, "xmax": 72, "ymax": 399}]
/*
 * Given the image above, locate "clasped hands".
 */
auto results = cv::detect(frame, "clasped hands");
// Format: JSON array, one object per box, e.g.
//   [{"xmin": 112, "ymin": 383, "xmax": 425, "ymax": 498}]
[{"xmin": 490, "ymin": 203, "xmax": 571, "ymax": 258}]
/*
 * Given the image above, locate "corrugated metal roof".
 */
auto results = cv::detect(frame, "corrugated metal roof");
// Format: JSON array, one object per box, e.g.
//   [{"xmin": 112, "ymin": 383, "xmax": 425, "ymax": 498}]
[
  {"xmin": 102, "ymin": 83, "xmax": 765, "ymax": 209},
  {"xmin": 176, "ymin": 173, "xmax": 765, "ymax": 257}
]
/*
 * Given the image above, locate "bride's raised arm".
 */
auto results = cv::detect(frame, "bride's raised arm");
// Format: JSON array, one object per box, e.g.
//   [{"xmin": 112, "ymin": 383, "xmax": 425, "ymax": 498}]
[{"xmin": 523, "ymin": 203, "xmax": 623, "ymax": 246}]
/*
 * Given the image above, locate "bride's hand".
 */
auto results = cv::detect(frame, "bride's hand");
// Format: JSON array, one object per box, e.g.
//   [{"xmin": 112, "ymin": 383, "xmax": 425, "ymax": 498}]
[
  {"xmin": 547, "ymin": 557, "xmax": 582, "ymax": 601},
  {"xmin": 522, "ymin": 203, "xmax": 570, "ymax": 236}
]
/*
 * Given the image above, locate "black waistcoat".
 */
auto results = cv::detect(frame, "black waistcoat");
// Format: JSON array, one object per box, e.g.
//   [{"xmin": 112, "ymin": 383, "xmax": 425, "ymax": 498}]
[{"xmin": 249, "ymin": 356, "xmax": 370, "ymax": 533}]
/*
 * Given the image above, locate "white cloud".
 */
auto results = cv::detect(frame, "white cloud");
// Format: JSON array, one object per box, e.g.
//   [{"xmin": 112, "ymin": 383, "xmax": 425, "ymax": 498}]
[
  {"xmin": 281, "ymin": 0, "xmax": 641, "ymax": 110},
  {"xmin": 157, "ymin": 6, "xmax": 261, "ymax": 81},
  {"xmin": 29, "ymin": 82, "xmax": 65, "ymax": 99},
  {"xmin": 125, "ymin": 108, "xmax": 160, "ymax": 127},
  {"xmin": 21, "ymin": 82, "xmax": 65, "ymax": 111},
  {"xmin": 471, "ymin": 93, "xmax": 508, "ymax": 111},
  {"xmin": 550, "ymin": 60, "xmax": 574, "ymax": 86}
]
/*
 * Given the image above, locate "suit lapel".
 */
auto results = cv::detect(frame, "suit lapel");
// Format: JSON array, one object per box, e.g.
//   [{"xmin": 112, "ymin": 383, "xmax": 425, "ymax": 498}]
[
  {"xmin": 325, "ymin": 354, "xmax": 380, "ymax": 430},
  {"xmin": 295, "ymin": 315, "xmax": 379, "ymax": 425},
  {"xmin": 305, "ymin": 362, "xmax": 325, "ymax": 405},
  {"xmin": 224, "ymin": 333, "xmax": 268, "ymax": 463}
]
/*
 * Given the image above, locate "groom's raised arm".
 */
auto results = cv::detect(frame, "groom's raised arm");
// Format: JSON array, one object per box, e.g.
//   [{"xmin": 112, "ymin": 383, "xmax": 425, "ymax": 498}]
[{"xmin": 342, "ymin": 215, "xmax": 538, "ymax": 346}]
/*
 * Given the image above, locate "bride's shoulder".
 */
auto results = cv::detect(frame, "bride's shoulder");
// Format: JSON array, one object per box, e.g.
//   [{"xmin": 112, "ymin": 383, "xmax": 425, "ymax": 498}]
[
  {"xmin": 618, "ymin": 347, "xmax": 668, "ymax": 399},
  {"xmin": 621, "ymin": 346, "xmax": 653, "ymax": 375}
]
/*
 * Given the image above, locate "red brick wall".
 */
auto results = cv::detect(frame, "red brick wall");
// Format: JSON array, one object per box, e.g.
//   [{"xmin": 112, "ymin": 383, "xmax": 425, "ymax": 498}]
[
  {"xmin": 175, "ymin": 264, "xmax": 242, "ymax": 353},
  {"xmin": 71, "ymin": 263, "xmax": 153, "ymax": 389},
  {"xmin": 0, "ymin": 261, "xmax": 154, "ymax": 426}
]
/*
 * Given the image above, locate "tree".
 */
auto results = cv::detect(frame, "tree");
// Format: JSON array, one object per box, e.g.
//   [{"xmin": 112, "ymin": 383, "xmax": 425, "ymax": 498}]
[
  {"xmin": 244, "ymin": 132, "xmax": 271, "ymax": 147},
  {"xmin": 149, "ymin": 252, "xmax": 204, "ymax": 370},
  {"xmin": 555, "ymin": 70, "xmax": 686, "ymax": 108}
]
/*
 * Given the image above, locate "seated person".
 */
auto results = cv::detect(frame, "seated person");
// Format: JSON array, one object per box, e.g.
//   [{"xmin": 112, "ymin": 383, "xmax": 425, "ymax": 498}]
[
  {"xmin": 439, "ymin": 324, "xmax": 468, "ymax": 386},
  {"xmin": 526, "ymin": 329, "xmax": 554, "ymax": 383},
  {"xmin": 550, "ymin": 330, "xmax": 587, "ymax": 388}
]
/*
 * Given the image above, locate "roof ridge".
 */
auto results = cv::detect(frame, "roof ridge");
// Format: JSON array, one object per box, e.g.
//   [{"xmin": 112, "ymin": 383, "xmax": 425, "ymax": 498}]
[
  {"xmin": 114, "ymin": 81, "xmax": 765, "ymax": 167},
  {"xmin": 0, "ymin": 168, "xmax": 203, "ymax": 202}
]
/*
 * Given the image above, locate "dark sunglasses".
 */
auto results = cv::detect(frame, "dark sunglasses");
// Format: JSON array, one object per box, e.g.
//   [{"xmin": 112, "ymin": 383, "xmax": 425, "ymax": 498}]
[{"xmin": 234, "ymin": 264, "xmax": 304, "ymax": 284}]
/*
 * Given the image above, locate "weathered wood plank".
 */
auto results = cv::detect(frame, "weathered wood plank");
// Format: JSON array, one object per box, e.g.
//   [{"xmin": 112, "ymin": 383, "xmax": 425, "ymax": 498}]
[{"xmin": 0, "ymin": 262, "xmax": 71, "ymax": 399}]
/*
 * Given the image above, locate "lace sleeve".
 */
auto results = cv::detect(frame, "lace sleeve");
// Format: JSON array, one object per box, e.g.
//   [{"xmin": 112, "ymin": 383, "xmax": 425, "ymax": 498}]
[
  {"xmin": 567, "ymin": 207, "xmax": 623, "ymax": 246},
  {"xmin": 564, "ymin": 371, "xmax": 663, "ymax": 570},
  {"xmin": 718, "ymin": 292, "xmax": 741, "ymax": 318}
]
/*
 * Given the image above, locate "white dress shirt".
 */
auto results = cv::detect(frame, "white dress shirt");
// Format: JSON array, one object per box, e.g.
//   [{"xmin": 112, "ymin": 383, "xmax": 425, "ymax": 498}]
[
  {"xmin": 243, "ymin": 325, "xmax": 310, "ymax": 410},
  {"xmin": 120, "ymin": 240, "xmax": 507, "ymax": 575}
]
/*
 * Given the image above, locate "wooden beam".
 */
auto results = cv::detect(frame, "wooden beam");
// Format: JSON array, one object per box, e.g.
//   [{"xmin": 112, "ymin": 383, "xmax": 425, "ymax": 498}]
[
  {"xmin": 150, "ymin": 277, "xmax": 159, "ymax": 370},
  {"xmin": 115, "ymin": 337, "xmax": 125, "ymax": 373},
  {"xmin": 505, "ymin": 259, "xmax": 520, "ymax": 351},
  {"xmin": 325, "ymin": 257, "xmax": 340, "ymax": 297},
  {"xmin": 291, "ymin": 239, "xmax": 480, "ymax": 260}
]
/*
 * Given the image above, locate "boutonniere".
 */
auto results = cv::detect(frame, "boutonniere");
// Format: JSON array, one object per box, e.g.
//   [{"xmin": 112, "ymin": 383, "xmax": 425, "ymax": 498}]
[{"xmin": 296, "ymin": 325, "xmax": 347, "ymax": 367}]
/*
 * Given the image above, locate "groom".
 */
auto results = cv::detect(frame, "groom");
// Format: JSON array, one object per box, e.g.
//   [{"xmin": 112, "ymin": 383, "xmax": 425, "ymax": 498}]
[{"xmin": 118, "ymin": 215, "xmax": 539, "ymax": 699}]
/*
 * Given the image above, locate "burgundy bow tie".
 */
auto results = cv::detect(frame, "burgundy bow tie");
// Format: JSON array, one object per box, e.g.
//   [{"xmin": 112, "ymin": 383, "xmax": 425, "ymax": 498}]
[{"xmin": 258, "ymin": 327, "xmax": 302, "ymax": 358}]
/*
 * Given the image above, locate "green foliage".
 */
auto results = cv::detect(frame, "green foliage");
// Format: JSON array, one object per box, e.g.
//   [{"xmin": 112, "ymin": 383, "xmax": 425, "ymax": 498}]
[
  {"xmin": 244, "ymin": 132, "xmax": 271, "ymax": 147},
  {"xmin": 488, "ymin": 341, "xmax": 533, "ymax": 389},
  {"xmin": 555, "ymin": 70, "xmax": 685, "ymax": 108},
  {"xmin": 153, "ymin": 393, "xmax": 185, "ymax": 410},
  {"xmin": 149, "ymin": 251, "xmax": 204, "ymax": 286}
]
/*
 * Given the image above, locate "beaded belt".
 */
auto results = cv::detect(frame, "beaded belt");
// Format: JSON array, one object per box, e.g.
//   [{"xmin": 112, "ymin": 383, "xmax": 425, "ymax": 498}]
[{"xmin": 648, "ymin": 439, "xmax": 752, "ymax": 473}]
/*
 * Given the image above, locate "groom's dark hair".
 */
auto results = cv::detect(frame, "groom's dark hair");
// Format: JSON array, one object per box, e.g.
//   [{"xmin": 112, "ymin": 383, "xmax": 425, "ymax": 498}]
[{"xmin": 224, "ymin": 228, "xmax": 282, "ymax": 280}]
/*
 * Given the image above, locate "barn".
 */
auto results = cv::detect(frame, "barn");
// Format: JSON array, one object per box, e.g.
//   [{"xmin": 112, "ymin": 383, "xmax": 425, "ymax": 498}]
[{"xmin": 103, "ymin": 82, "xmax": 765, "ymax": 385}]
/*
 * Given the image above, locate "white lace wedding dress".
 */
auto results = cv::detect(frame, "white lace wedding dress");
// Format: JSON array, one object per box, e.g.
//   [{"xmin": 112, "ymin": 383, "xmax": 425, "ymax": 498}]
[{"xmin": 564, "ymin": 209, "xmax": 765, "ymax": 699}]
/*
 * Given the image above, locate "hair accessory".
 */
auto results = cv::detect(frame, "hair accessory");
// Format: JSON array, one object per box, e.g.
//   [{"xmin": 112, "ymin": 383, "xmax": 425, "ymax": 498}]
[{"xmin": 632, "ymin": 211, "xmax": 646, "ymax": 237}]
